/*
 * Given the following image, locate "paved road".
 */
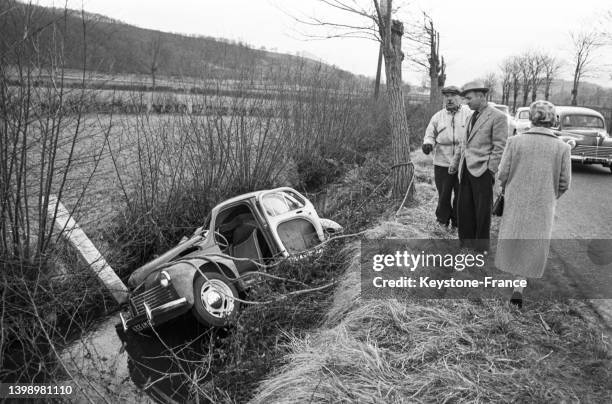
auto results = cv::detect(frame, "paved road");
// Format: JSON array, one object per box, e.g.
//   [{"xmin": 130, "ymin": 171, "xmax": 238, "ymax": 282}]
[
  {"xmin": 553, "ymin": 163, "xmax": 612, "ymax": 239},
  {"xmin": 552, "ymin": 162, "xmax": 612, "ymax": 330}
]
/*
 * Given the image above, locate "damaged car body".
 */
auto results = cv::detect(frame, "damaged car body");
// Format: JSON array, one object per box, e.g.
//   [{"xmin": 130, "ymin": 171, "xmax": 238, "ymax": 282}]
[{"xmin": 116, "ymin": 187, "xmax": 342, "ymax": 337}]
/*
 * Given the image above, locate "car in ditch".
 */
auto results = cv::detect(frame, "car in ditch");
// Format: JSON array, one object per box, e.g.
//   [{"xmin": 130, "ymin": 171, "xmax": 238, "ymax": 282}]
[
  {"xmin": 115, "ymin": 187, "xmax": 342, "ymax": 336},
  {"xmin": 552, "ymin": 106, "xmax": 612, "ymax": 173}
]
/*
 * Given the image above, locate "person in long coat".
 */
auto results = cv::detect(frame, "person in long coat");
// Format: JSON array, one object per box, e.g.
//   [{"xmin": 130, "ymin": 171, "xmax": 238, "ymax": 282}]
[{"xmin": 494, "ymin": 100, "xmax": 571, "ymax": 308}]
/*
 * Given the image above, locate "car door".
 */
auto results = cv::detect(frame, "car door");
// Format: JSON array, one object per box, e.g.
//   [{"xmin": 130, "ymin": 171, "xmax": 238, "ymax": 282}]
[{"xmin": 256, "ymin": 188, "xmax": 325, "ymax": 257}]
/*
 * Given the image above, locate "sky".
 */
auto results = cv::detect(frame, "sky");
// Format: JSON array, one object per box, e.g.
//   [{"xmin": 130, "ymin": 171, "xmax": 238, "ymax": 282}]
[{"xmin": 35, "ymin": 0, "xmax": 612, "ymax": 88}]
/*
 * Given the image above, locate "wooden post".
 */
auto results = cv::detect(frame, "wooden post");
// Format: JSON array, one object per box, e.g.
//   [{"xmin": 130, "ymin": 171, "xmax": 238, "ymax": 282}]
[{"xmin": 48, "ymin": 196, "xmax": 128, "ymax": 304}]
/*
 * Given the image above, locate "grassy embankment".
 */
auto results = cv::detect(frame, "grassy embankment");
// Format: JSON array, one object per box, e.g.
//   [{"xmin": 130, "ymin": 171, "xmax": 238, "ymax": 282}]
[{"xmin": 251, "ymin": 152, "xmax": 612, "ymax": 403}]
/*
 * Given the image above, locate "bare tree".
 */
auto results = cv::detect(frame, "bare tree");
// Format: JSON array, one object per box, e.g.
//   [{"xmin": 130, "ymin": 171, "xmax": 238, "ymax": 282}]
[
  {"xmin": 482, "ymin": 72, "xmax": 497, "ymax": 102},
  {"xmin": 499, "ymin": 58, "xmax": 514, "ymax": 105},
  {"xmin": 569, "ymin": 30, "xmax": 602, "ymax": 106},
  {"xmin": 377, "ymin": 0, "xmax": 414, "ymax": 199},
  {"xmin": 424, "ymin": 15, "xmax": 445, "ymax": 108},
  {"xmin": 510, "ymin": 58, "xmax": 521, "ymax": 112},
  {"xmin": 294, "ymin": 0, "xmax": 416, "ymax": 200},
  {"xmin": 148, "ymin": 34, "xmax": 162, "ymax": 90},
  {"xmin": 540, "ymin": 54, "xmax": 561, "ymax": 101},
  {"xmin": 518, "ymin": 54, "xmax": 532, "ymax": 107},
  {"xmin": 528, "ymin": 53, "xmax": 544, "ymax": 103}
]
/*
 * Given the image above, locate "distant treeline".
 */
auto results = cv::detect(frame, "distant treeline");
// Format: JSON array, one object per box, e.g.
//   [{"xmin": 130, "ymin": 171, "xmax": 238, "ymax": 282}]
[{"xmin": 0, "ymin": 0, "xmax": 362, "ymax": 86}]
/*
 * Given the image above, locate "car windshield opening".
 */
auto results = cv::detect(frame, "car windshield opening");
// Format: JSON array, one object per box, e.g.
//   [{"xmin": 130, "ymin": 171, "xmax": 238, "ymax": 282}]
[{"xmin": 562, "ymin": 115, "xmax": 604, "ymax": 129}]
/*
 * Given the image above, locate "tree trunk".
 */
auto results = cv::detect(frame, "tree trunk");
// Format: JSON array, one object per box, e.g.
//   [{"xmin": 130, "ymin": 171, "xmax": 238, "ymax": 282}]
[
  {"xmin": 374, "ymin": 43, "xmax": 383, "ymax": 99},
  {"xmin": 383, "ymin": 20, "xmax": 414, "ymax": 201},
  {"xmin": 571, "ymin": 79, "xmax": 579, "ymax": 106},
  {"xmin": 571, "ymin": 65, "xmax": 580, "ymax": 106},
  {"xmin": 429, "ymin": 72, "xmax": 440, "ymax": 109},
  {"xmin": 571, "ymin": 88, "xmax": 578, "ymax": 106},
  {"xmin": 522, "ymin": 85, "xmax": 529, "ymax": 106}
]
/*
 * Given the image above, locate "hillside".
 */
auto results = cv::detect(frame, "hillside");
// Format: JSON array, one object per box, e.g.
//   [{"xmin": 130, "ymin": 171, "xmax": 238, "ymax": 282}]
[{"xmin": 0, "ymin": 0, "xmax": 361, "ymax": 86}]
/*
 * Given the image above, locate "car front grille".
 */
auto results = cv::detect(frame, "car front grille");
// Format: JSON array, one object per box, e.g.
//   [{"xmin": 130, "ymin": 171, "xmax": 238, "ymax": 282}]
[
  {"xmin": 129, "ymin": 284, "xmax": 179, "ymax": 316},
  {"xmin": 572, "ymin": 145, "xmax": 612, "ymax": 159}
]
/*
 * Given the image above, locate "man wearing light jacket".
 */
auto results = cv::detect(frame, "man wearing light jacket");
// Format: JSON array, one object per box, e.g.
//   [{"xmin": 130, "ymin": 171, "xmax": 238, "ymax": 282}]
[{"xmin": 422, "ymin": 86, "xmax": 473, "ymax": 228}]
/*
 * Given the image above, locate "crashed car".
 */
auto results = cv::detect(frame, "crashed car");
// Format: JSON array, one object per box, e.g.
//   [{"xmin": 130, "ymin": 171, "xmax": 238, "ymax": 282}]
[
  {"xmin": 116, "ymin": 187, "xmax": 342, "ymax": 334},
  {"xmin": 553, "ymin": 106, "xmax": 612, "ymax": 173}
]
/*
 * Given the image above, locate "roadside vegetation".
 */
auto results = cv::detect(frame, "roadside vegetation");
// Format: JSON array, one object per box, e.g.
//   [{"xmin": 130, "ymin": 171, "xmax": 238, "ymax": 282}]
[
  {"xmin": 2, "ymin": 1, "xmax": 611, "ymax": 403},
  {"xmin": 251, "ymin": 162, "xmax": 612, "ymax": 403}
]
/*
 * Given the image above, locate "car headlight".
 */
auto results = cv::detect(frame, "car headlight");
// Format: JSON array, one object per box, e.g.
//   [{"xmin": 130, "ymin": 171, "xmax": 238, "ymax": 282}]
[
  {"xmin": 567, "ymin": 139, "xmax": 576, "ymax": 149},
  {"xmin": 159, "ymin": 270, "xmax": 171, "ymax": 287}
]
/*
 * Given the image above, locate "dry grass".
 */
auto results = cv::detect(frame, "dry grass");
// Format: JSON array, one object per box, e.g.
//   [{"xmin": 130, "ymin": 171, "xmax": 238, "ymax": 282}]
[{"xmin": 251, "ymin": 152, "xmax": 612, "ymax": 403}]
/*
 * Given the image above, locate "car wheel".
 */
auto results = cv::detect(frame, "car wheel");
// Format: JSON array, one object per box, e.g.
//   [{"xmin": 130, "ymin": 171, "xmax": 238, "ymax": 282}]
[{"xmin": 192, "ymin": 272, "xmax": 239, "ymax": 327}]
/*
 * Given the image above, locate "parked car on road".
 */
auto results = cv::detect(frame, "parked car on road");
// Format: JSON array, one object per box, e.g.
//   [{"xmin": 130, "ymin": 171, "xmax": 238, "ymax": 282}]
[
  {"xmin": 115, "ymin": 187, "xmax": 342, "ymax": 336},
  {"xmin": 513, "ymin": 107, "xmax": 531, "ymax": 135},
  {"xmin": 489, "ymin": 102, "xmax": 515, "ymax": 136},
  {"xmin": 553, "ymin": 106, "xmax": 612, "ymax": 173}
]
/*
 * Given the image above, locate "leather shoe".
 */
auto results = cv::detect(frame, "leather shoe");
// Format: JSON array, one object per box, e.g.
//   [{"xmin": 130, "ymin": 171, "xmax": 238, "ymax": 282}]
[{"xmin": 510, "ymin": 291, "xmax": 523, "ymax": 309}]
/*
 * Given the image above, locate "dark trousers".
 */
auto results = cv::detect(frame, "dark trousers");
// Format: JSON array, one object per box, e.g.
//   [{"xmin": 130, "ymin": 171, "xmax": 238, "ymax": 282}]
[
  {"xmin": 434, "ymin": 165, "xmax": 458, "ymax": 226},
  {"xmin": 458, "ymin": 161, "xmax": 493, "ymax": 251}
]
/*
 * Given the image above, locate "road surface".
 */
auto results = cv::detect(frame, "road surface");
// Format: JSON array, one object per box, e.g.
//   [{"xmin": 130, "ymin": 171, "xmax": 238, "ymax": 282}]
[{"xmin": 552, "ymin": 162, "xmax": 612, "ymax": 330}]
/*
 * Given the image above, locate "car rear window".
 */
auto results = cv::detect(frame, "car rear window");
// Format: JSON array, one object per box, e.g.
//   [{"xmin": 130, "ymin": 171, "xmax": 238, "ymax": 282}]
[
  {"xmin": 262, "ymin": 192, "xmax": 305, "ymax": 216},
  {"xmin": 561, "ymin": 114, "xmax": 604, "ymax": 129},
  {"xmin": 518, "ymin": 111, "xmax": 530, "ymax": 119}
]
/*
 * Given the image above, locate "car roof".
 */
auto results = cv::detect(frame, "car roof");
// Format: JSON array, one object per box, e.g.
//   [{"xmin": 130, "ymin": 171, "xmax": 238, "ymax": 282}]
[
  {"xmin": 516, "ymin": 107, "xmax": 529, "ymax": 112},
  {"xmin": 555, "ymin": 106, "xmax": 604, "ymax": 118},
  {"xmin": 213, "ymin": 190, "xmax": 267, "ymax": 210},
  {"xmin": 211, "ymin": 187, "xmax": 303, "ymax": 213}
]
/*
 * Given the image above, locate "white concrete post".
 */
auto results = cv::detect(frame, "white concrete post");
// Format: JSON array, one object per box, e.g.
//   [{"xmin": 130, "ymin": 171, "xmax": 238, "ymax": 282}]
[{"xmin": 48, "ymin": 196, "xmax": 128, "ymax": 304}]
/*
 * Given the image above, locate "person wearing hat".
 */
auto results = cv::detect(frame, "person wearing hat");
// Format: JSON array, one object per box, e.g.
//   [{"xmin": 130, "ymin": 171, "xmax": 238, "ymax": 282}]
[
  {"xmin": 449, "ymin": 81, "xmax": 508, "ymax": 251},
  {"xmin": 495, "ymin": 100, "xmax": 571, "ymax": 308},
  {"xmin": 422, "ymin": 85, "xmax": 473, "ymax": 228}
]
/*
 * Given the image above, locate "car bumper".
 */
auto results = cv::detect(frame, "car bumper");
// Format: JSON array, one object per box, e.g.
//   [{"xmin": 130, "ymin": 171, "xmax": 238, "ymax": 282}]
[
  {"xmin": 570, "ymin": 145, "xmax": 612, "ymax": 165},
  {"xmin": 571, "ymin": 155, "xmax": 612, "ymax": 164},
  {"xmin": 117, "ymin": 284, "xmax": 191, "ymax": 333}
]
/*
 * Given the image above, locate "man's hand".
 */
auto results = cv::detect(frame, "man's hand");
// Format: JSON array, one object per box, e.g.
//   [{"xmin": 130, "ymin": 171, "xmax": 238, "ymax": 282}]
[
  {"xmin": 449, "ymin": 165, "xmax": 457, "ymax": 175},
  {"xmin": 422, "ymin": 143, "xmax": 433, "ymax": 155}
]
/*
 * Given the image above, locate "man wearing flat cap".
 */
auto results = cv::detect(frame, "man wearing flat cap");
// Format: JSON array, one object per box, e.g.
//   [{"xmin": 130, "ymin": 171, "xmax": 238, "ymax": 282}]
[
  {"xmin": 450, "ymin": 81, "xmax": 508, "ymax": 251},
  {"xmin": 422, "ymin": 86, "xmax": 472, "ymax": 228}
]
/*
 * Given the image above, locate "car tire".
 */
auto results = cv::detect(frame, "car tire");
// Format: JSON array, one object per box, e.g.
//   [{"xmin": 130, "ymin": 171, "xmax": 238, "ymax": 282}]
[{"xmin": 192, "ymin": 272, "xmax": 239, "ymax": 327}]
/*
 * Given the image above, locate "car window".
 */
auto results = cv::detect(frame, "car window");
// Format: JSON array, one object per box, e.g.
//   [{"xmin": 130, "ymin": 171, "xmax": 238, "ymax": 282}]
[
  {"xmin": 262, "ymin": 191, "xmax": 305, "ymax": 216},
  {"xmin": 562, "ymin": 114, "xmax": 604, "ymax": 129},
  {"xmin": 518, "ymin": 111, "xmax": 530, "ymax": 119}
]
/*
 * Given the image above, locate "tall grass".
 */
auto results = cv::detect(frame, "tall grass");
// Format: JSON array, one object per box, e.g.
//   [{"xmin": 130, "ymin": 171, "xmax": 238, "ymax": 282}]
[
  {"xmin": 104, "ymin": 68, "xmax": 389, "ymax": 275},
  {"xmin": 0, "ymin": 3, "xmax": 120, "ymax": 391},
  {"xmin": 251, "ymin": 173, "xmax": 612, "ymax": 403}
]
